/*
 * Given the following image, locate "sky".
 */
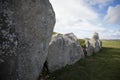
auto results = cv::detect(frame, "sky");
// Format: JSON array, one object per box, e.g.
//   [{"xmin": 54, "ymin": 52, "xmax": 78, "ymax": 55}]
[{"xmin": 49, "ymin": 0, "xmax": 120, "ymax": 39}]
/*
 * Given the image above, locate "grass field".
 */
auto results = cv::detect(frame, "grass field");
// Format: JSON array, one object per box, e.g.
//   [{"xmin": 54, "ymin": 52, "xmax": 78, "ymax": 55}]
[
  {"xmin": 47, "ymin": 40, "xmax": 120, "ymax": 80},
  {"xmin": 102, "ymin": 40, "xmax": 120, "ymax": 48}
]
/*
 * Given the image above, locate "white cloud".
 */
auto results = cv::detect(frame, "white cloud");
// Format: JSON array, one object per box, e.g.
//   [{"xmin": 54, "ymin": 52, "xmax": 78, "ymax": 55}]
[
  {"xmin": 50, "ymin": 0, "xmax": 98, "ymax": 26},
  {"xmin": 50, "ymin": 0, "xmax": 120, "ymax": 39},
  {"xmin": 99, "ymin": 29, "xmax": 120, "ymax": 39},
  {"xmin": 104, "ymin": 5, "xmax": 120, "ymax": 24},
  {"xmin": 54, "ymin": 19, "xmax": 106, "ymax": 39},
  {"xmin": 50, "ymin": 0, "xmax": 100, "ymax": 37},
  {"xmin": 85, "ymin": 0, "xmax": 114, "ymax": 9}
]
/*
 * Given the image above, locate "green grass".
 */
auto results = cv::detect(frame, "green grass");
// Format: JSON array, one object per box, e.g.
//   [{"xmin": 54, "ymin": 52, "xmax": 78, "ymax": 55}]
[
  {"xmin": 47, "ymin": 40, "xmax": 120, "ymax": 80},
  {"xmin": 102, "ymin": 40, "xmax": 120, "ymax": 48}
]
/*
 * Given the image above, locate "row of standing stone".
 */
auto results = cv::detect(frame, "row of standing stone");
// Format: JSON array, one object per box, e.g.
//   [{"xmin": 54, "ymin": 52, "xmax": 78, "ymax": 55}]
[
  {"xmin": 47, "ymin": 32, "xmax": 102, "ymax": 72},
  {"xmin": 85, "ymin": 32, "xmax": 102, "ymax": 56},
  {"xmin": 0, "ymin": 0, "xmax": 102, "ymax": 80}
]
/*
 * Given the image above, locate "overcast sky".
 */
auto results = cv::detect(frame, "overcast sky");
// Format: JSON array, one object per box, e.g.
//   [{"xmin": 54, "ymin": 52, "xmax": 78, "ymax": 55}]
[{"xmin": 50, "ymin": 0, "xmax": 120, "ymax": 39}]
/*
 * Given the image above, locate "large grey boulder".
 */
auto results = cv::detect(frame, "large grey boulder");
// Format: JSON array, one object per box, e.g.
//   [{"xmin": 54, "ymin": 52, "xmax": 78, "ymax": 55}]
[
  {"xmin": 85, "ymin": 32, "xmax": 102, "ymax": 55},
  {"xmin": 98, "ymin": 39, "xmax": 102, "ymax": 49},
  {"xmin": 90, "ymin": 39, "xmax": 101, "ymax": 53},
  {"xmin": 92, "ymin": 32, "xmax": 99, "ymax": 40},
  {"xmin": 63, "ymin": 33, "xmax": 84, "ymax": 60},
  {"xmin": 85, "ymin": 39, "xmax": 94, "ymax": 56},
  {"xmin": 0, "ymin": 0, "xmax": 55, "ymax": 80},
  {"xmin": 47, "ymin": 33, "xmax": 84, "ymax": 72},
  {"xmin": 90, "ymin": 32, "xmax": 102, "ymax": 53},
  {"xmin": 47, "ymin": 34, "xmax": 67, "ymax": 72}
]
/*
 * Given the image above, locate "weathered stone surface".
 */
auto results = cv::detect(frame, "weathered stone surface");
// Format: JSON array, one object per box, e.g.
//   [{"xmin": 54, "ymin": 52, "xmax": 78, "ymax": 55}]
[
  {"xmin": 92, "ymin": 32, "xmax": 99, "ymax": 40},
  {"xmin": 47, "ymin": 33, "xmax": 84, "ymax": 72},
  {"xmin": 90, "ymin": 38, "xmax": 101, "ymax": 53},
  {"xmin": 47, "ymin": 34, "xmax": 67, "ymax": 72},
  {"xmin": 64, "ymin": 33, "xmax": 84, "ymax": 60},
  {"xmin": 85, "ymin": 39, "xmax": 94, "ymax": 56},
  {"xmin": 0, "ymin": 0, "xmax": 55, "ymax": 80},
  {"xmin": 91, "ymin": 32, "xmax": 102, "ymax": 53},
  {"xmin": 98, "ymin": 39, "xmax": 102, "ymax": 49},
  {"xmin": 85, "ymin": 32, "xmax": 102, "ymax": 55}
]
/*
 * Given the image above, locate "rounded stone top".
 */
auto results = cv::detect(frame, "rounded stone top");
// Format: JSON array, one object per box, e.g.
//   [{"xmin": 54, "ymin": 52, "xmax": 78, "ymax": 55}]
[
  {"xmin": 92, "ymin": 32, "xmax": 99, "ymax": 40},
  {"xmin": 64, "ymin": 32, "xmax": 78, "ymax": 41}
]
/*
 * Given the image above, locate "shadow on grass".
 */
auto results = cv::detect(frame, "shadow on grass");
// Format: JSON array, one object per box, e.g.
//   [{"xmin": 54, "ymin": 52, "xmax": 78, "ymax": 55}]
[{"xmin": 47, "ymin": 47, "xmax": 120, "ymax": 80}]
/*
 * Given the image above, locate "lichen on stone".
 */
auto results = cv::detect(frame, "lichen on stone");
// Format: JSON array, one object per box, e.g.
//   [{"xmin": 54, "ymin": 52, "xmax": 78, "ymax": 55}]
[{"xmin": 0, "ymin": 1, "xmax": 18, "ymax": 58}]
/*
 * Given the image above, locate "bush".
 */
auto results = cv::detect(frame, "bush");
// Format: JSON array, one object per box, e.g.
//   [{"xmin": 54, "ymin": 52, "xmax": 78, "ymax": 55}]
[
  {"xmin": 78, "ymin": 39, "xmax": 86, "ymax": 48},
  {"xmin": 52, "ymin": 32, "xmax": 57, "ymax": 35}
]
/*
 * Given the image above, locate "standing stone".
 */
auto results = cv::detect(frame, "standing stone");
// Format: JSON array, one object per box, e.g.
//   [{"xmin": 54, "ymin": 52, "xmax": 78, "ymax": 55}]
[
  {"xmin": 63, "ymin": 33, "xmax": 84, "ymax": 60},
  {"xmin": 0, "ymin": 0, "xmax": 55, "ymax": 80},
  {"xmin": 90, "ymin": 38, "xmax": 100, "ymax": 53},
  {"xmin": 47, "ymin": 33, "xmax": 84, "ymax": 72},
  {"xmin": 98, "ymin": 39, "xmax": 102, "ymax": 49},
  {"xmin": 91, "ymin": 32, "xmax": 102, "ymax": 53},
  {"xmin": 92, "ymin": 32, "xmax": 99, "ymax": 40},
  {"xmin": 47, "ymin": 34, "xmax": 67, "ymax": 72},
  {"xmin": 85, "ymin": 32, "xmax": 102, "ymax": 55},
  {"xmin": 85, "ymin": 39, "xmax": 94, "ymax": 56}
]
